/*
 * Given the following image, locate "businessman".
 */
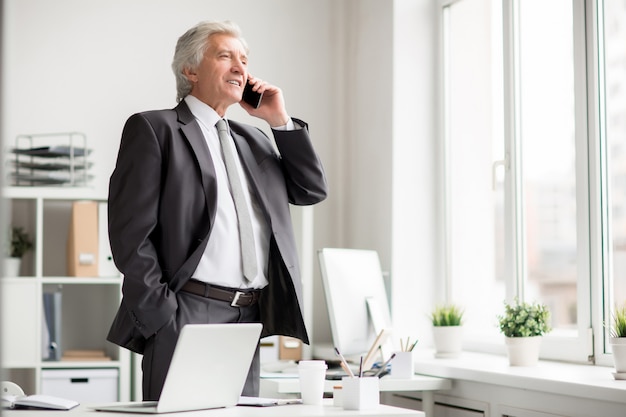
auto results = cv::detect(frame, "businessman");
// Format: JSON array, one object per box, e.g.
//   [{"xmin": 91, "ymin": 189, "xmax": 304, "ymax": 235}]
[{"xmin": 106, "ymin": 20, "xmax": 327, "ymax": 400}]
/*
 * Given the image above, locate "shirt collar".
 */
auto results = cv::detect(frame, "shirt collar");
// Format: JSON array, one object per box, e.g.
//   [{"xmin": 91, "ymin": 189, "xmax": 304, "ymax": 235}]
[{"xmin": 184, "ymin": 95, "xmax": 223, "ymax": 129}]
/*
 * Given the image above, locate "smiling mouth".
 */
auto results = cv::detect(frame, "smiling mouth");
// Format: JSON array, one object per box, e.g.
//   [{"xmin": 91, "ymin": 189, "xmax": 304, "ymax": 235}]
[{"xmin": 227, "ymin": 80, "xmax": 241, "ymax": 87}]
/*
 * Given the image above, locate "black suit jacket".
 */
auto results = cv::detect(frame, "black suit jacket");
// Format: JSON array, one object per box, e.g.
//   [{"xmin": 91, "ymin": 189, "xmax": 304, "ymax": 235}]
[{"xmin": 106, "ymin": 100, "xmax": 327, "ymax": 353}]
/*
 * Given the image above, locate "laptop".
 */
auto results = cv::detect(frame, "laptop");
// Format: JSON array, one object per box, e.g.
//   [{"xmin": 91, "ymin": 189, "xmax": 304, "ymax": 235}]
[{"xmin": 94, "ymin": 322, "xmax": 262, "ymax": 414}]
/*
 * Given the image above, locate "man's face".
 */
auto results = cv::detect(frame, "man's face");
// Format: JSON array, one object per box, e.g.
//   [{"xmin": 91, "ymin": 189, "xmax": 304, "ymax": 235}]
[{"xmin": 184, "ymin": 33, "xmax": 248, "ymax": 115}]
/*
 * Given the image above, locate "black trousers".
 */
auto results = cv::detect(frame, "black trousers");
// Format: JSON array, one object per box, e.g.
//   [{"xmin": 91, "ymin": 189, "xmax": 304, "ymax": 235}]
[{"xmin": 141, "ymin": 290, "xmax": 261, "ymax": 401}]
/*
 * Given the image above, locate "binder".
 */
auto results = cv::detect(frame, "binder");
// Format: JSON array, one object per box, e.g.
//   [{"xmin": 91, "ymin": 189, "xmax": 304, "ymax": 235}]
[
  {"xmin": 97, "ymin": 202, "xmax": 119, "ymax": 277},
  {"xmin": 42, "ymin": 290, "xmax": 62, "ymax": 361},
  {"xmin": 66, "ymin": 201, "xmax": 98, "ymax": 276}
]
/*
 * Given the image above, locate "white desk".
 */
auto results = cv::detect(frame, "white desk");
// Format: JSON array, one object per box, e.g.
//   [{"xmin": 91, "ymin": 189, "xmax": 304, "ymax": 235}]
[
  {"xmin": 3, "ymin": 400, "xmax": 423, "ymax": 417},
  {"xmin": 260, "ymin": 374, "xmax": 451, "ymax": 417}
]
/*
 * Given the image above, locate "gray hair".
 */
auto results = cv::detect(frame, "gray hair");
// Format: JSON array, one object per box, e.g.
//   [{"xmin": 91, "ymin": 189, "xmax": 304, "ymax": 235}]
[{"xmin": 172, "ymin": 20, "xmax": 249, "ymax": 102}]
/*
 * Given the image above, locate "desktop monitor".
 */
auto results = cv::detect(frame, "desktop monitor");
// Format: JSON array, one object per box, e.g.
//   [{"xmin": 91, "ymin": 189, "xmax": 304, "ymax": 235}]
[{"xmin": 318, "ymin": 248, "xmax": 393, "ymax": 359}]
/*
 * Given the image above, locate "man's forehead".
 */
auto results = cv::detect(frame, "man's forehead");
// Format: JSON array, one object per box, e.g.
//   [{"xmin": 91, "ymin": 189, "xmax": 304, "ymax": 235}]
[{"xmin": 208, "ymin": 34, "xmax": 248, "ymax": 55}]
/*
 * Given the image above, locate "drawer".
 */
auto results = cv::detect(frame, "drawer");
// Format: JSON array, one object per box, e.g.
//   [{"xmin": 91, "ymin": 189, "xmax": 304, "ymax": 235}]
[{"xmin": 41, "ymin": 368, "xmax": 119, "ymax": 403}]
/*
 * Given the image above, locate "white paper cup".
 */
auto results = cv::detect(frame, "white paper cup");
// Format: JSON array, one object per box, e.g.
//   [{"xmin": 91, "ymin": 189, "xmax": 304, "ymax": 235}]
[{"xmin": 298, "ymin": 360, "xmax": 328, "ymax": 405}]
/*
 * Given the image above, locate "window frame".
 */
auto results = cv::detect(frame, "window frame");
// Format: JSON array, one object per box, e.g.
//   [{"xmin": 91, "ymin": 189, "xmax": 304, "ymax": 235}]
[{"xmin": 592, "ymin": 0, "xmax": 617, "ymax": 367}]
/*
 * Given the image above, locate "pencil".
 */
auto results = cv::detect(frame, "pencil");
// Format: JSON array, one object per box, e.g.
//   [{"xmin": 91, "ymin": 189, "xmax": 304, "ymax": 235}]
[
  {"xmin": 339, "ymin": 361, "xmax": 352, "ymax": 376},
  {"xmin": 375, "ymin": 353, "xmax": 396, "ymax": 377},
  {"xmin": 363, "ymin": 329, "xmax": 386, "ymax": 370},
  {"xmin": 334, "ymin": 347, "xmax": 355, "ymax": 378}
]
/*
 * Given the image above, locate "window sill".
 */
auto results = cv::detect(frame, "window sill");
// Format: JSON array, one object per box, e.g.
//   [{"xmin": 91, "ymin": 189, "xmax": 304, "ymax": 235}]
[{"xmin": 412, "ymin": 349, "xmax": 626, "ymax": 405}]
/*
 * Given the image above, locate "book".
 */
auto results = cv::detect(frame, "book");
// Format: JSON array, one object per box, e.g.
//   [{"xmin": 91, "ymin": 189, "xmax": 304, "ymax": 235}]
[{"xmin": 2, "ymin": 394, "xmax": 79, "ymax": 410}]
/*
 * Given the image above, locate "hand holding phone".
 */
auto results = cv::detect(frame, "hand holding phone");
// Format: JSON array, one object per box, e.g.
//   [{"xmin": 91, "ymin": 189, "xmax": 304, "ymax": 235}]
[{"xmin": 242, "ymin": 80, "xmax": 263, "ymax": 109}]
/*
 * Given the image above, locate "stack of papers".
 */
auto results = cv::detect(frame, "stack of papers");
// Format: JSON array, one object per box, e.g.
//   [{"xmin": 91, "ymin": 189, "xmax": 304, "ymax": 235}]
[
  {"xmin": 8, "ymin": 145, "xmax": 93, "ymax": 186},
  {"xmin": 2, "ymin": 394, "xmax": 79, "ymax": 410},
  {"xmin": 12, "ymin": 146, "xmax": 91, "ymax": 158}
]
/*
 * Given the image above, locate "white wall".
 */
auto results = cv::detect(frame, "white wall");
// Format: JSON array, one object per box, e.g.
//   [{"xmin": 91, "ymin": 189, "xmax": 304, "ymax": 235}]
[
  {"xmin": 1, "ymin": 0, "xmax": 440, "ymax": 350},
  {"xmin": 310, "ymin": 0, "xmax": 397, "ymax": 346},
  {"xmin": 1, "ymin": 0, "xmax": 336, "ymax": 194},
  {"xmin": 308, "ymin": 0, "xmax": 440, "ymax": 347}
]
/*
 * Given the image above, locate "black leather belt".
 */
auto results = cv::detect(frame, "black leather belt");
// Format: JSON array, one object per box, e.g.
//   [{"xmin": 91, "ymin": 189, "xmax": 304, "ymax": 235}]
[{"xmin": 180, "ymin": 280, "xmax": 261, "ymax": 307}]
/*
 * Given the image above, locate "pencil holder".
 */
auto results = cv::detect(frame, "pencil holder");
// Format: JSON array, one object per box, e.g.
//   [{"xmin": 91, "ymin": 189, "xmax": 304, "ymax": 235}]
[
  {"xmin": 390, "ymin": 351, "xmax": 414, "ymax": 379},
  {"xmin": 341, "ymin": 376, "xmax": 379, "ymax": 410}
]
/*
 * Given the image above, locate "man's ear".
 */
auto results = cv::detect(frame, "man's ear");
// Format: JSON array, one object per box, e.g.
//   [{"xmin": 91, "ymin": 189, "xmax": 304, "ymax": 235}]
[{"xmin": 182, "ymin": 67, "xmax": 198, "ymax": 82}]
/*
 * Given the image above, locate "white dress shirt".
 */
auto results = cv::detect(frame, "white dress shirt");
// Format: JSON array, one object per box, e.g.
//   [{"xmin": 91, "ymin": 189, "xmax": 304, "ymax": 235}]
[{"xmin": 184, "ymin": 95, "xmax": 276, "ymax": 289}]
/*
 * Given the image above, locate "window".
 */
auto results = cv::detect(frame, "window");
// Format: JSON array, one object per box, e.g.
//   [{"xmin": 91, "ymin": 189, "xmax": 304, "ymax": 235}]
[
  {"xmin": 517, "ymin": 1, "xmax": 578, "ymax": 333},
  {"xmin": 442, "ymin": 0, "xmax": 505, "ymax": 348},
  {"xmin": 441, "ymin": 0, "xmax": 594, "ymax": 362}
]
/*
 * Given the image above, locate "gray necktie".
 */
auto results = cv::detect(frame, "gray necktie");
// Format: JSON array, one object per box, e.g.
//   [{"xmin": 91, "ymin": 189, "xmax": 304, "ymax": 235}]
[{"xmin": 216, "ymin": 119, "xmax": 257, "ymax": 282}]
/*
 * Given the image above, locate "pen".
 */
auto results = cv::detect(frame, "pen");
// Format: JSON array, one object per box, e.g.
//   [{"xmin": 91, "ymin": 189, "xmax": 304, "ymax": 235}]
[
  {"xmin": 375, "ymin": 353, "xmax": 396, "ymax": 377},
  {"xmin": 334, "ymin": 347, "xmax": 355, "ymax": 378},
  {"xmin": 358, "ymin": 356, "xmax": 363, "ymax": 378},
  {"xmin": 409, "ymin": 339, "xmax": 419, "ymax": 352}
]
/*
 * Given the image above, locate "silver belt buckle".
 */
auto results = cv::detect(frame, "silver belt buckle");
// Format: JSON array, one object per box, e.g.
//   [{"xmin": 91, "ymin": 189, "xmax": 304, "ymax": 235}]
[{"xmin": 231, "ymin": 291, "xmax": 245, "ymax": 307}]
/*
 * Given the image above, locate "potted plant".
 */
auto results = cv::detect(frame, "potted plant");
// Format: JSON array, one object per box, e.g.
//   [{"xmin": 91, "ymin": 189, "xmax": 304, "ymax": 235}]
[
  {"xmin": 5, "ymin": 226, "xmax": 33, "ymax": 277},
  {"xmin": 430, "ymin": 303, "xmax": 464, "ymax": 358},
  {"xmin": 608, "ymin": 303, "xmax": 626, "ymax": 377},
  {"xmin": 497, "ymin": 298, "xmax": 551, "ymax": 366}
]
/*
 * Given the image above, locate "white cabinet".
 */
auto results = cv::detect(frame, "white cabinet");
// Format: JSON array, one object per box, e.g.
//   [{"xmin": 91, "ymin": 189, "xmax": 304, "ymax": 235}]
[{"xmin": 1, "ymin": 186, "xmax": 130, "ymax": 401}]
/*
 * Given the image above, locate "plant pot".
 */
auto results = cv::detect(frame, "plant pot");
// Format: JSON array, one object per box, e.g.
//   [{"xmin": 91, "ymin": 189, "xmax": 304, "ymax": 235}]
[
  {"xmin": 4, "ymin": 257, "xmax": 22, "ymax": 277},
  {"xmin": 610, "ymin": 337, "xmax": 626, "ymax": 375},
  {"xmin": 504, "ymin": 336, "xmax": 542, "ymax": 366},
  {"xmin": 433, "ymin": 325, "xmax": 463, "ymax": 358}
]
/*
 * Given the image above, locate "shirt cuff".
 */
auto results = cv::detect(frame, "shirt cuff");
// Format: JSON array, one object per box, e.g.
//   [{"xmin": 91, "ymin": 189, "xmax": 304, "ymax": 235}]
[{"xmin": 273, "ymin": 118, "xmax": 302, "ymax": 131}]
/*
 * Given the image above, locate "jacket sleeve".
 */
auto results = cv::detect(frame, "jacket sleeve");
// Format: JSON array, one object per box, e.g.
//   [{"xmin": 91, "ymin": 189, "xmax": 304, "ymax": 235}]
[
  {"xmin": 272, "ymin": 118, "xmax": 328, "ymax": 206},
  {"xmin": 108, "ymin": 113, "xmax": 177, "ymax": 340}
]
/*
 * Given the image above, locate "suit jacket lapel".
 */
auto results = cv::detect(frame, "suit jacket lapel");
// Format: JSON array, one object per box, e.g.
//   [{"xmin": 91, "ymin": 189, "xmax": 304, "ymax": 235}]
[{"xmin": 176, "ymin": 101, "xmax": 218, "ymax": 231}]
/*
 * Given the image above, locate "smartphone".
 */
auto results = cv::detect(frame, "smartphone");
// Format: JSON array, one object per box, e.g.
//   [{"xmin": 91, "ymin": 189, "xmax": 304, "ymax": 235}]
[{"xmin": 242, "ymin": 80, "xmax": 263, "ymax": 109}]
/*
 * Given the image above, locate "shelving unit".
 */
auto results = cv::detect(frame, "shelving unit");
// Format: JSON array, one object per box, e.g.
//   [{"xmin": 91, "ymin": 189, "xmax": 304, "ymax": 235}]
[{"xmin": 1, "ymin": 186, "xmax": 131, "ymax": 401}]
